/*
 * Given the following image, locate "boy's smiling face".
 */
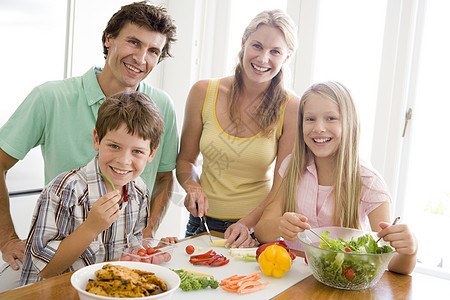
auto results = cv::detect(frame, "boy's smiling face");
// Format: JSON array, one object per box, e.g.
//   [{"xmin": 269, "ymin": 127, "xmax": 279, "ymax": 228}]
[{"xmin": 93, "ymin": 123, "xmax": 155, "ymax": 191}]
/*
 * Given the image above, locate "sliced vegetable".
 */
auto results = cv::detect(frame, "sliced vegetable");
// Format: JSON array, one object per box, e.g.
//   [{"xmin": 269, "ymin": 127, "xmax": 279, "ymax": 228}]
[
  {"xmin": 209, "ymin": 238, "xmax": 227, "ymax": 247},
  {"xmin": 97, "ymin": 172, "xmax": 115, "ymax": 191},
  {"xmin": 189, "ymin": 250, "xmax": 229, "ymax": 267},
  {"xmin": 181, "ymin": 268, "xmax": 213, "ymax": 278},
  {"xmin": 220, "ymin": 271, "xmax": 269, "ymax": 294},
  {"xmin": 229, "ymin": 247, "xmax": 258, "ymax": 262}
]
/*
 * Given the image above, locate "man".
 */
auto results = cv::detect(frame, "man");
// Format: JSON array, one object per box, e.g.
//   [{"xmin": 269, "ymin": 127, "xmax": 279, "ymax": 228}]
[{"xmin": 0, "ymin": 1, "xmax": 178, "ymax": 272}]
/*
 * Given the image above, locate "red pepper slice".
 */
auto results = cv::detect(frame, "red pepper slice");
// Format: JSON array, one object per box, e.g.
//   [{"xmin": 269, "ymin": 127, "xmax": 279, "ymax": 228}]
[
  {"xmin": 210, "ymin": 257, "xmax": 229, "ymax": 266},
  {"xmin": 190, "ymin": 249, "xmax": 216, "ymax": 259}
]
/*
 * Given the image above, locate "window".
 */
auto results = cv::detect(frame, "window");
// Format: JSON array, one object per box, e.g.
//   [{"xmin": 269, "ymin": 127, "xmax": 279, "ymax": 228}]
[
  {"xmin": 312, "ymin": 0, "xmax": 387, "ymax": 161},
  {"xmin": 0, "ymin": 0, "xmax": 66, "ymax": 192},
  {"xmin": 398, "ymin": 0, "xmax": 450, "ymax": 278}
]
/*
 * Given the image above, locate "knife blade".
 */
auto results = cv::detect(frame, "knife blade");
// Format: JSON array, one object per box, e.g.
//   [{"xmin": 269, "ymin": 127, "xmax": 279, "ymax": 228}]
[{"xmin": 201, "ymin": 216, "xmax": 213, "ymax": 244}]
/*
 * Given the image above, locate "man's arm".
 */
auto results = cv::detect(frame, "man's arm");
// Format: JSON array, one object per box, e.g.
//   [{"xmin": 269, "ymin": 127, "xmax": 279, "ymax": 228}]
[
  {"xmin": 142, "ymin": 171, "xmax": 174, "ymax": 238},
  {"xmin": 0, "ymin": 148, "xmax": 26, "ymax": 270}
]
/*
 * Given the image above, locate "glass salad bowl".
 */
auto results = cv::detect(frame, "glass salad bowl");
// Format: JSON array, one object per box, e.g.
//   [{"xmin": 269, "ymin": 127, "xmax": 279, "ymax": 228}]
[{"xmin": 297, "ymin": 226, "xmax": 396, "ymax": 290}]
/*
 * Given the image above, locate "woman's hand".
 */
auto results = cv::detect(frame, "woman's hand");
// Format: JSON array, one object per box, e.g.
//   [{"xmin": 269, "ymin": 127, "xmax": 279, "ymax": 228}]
[
  {"xmin": 85, "ymin": 190, "xmax": 121, "ymax": 234},
  {"xmin": 184, "ymin": 186, "xmax": 209, "ymax": 217},
  {"xmin": 279, "ymin": 212, "xmax": 311, "ymax": 241},
  {"xmin": 224, "ymin": 223, "xmax": 258, "ymax": 248},
  {"xmin": 377, "ymin": 222, "xmax": 418, "ymax": 256}
]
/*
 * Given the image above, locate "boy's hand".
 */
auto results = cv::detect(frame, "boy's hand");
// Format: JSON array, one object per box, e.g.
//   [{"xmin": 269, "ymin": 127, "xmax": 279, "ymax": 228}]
[
  {"xmin": 160, "ymin": 236, "xmax": 179, "ymax": 244},
  {"xmin": 377, "ymin": 222, "xmax": 418, "ymax": 256},
  {"xmin": 279, "ymin": 212, "xmax": 311, "ymax": 241},
  {"xmin": 86, "ymin": 190, "xmax": 121, "ymax": 234}
]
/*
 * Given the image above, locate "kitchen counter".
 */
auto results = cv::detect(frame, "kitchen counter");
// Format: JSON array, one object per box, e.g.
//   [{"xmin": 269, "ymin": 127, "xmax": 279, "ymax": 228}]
[{"xmin": 1, "ymin": 232, "xmax": 448, "ymax": 300}]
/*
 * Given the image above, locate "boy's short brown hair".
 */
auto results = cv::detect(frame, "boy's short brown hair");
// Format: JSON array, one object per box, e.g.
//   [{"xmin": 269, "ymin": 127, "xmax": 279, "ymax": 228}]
[
  {"xmin": 102, "ymin": 1, "xmax": 177, "ymax": 62},
  {"xmin": 96, "ymin": 92, "xmax": 164, "ymax": 152}
]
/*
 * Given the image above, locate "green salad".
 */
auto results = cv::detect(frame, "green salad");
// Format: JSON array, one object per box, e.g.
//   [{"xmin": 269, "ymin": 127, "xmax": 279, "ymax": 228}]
[{"xmin": 306, "ymin": 231, "xmax": 394, "ymax": 289}]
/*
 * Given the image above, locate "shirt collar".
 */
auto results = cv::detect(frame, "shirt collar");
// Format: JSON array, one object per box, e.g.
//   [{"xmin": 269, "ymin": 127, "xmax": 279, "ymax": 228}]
[
  {"xmin": 82, "ymin": 66, "xmax": 146, "ymax": 107},
  {"xmin": 82, "ymin": 67, "xmax": 106, "ymax": 107}
]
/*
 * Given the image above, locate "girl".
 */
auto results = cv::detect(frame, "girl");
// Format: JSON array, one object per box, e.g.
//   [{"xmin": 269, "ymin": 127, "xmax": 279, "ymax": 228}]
[
  {"xmin": 254, "ymin": 81, "xmax": 417, "ymax": 274},
  {"xmin": 176, "ymin": 10, "xmax": 300, "ymax": 248}
]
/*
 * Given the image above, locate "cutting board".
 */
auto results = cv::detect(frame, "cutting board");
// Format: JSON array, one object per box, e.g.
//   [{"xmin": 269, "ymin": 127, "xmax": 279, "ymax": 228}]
[{"xmin": 163, "ymin": 235, "xmax": 312, "ymax": 299}]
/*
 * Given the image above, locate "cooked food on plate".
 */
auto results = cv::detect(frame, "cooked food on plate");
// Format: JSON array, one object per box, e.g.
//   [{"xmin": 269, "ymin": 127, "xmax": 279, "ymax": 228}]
[{"xmin": 85, "ymin": 263, "xmax": 167, "ymax": 298}]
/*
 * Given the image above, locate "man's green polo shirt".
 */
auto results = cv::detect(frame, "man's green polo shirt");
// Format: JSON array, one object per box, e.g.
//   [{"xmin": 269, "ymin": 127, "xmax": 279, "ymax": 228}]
[{"xmin": 0, "ymin": 67, "xmax": 178, "ymax": 192}]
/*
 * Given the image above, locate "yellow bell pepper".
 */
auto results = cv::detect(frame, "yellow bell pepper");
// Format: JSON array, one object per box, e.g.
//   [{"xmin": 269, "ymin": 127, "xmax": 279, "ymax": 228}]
[{"xmin": 257, "ymin": 244, "xmax": 292, "ymax": 278}]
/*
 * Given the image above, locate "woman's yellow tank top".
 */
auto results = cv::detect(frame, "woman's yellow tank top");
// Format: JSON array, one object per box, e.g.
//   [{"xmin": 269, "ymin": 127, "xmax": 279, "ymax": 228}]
[{"xmin": 199, "ymin": 79, "xmax": 287, "ymax": 219}]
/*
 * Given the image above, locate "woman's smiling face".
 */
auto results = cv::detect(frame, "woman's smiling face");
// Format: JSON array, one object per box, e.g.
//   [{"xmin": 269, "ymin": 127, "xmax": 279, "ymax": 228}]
[
  {"xmin": 241, "ymin": 24, "xmax": 290, "ymax": 85},
  {"xmin": 302, "ymin": 93, "xmax": 342, "ymax": 160}
]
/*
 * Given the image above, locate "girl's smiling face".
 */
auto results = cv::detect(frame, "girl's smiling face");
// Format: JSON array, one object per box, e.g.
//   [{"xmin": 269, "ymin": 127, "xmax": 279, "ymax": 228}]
[
  {"xmin": 302, "ymin": 93, "xmax": 342, "ymax": 160},
  {"xmin": 93, "ymin": 123, "xmax": 154, "ymax": 191}
]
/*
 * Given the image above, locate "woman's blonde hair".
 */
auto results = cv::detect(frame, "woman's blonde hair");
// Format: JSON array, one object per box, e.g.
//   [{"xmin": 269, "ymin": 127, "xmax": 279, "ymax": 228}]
[
  {"xmin": 229, "ymin": 9, "xmax": 298, "ymax": 136},
  {"xmin": 283, "ymin": 81, "xmax": 363, "ymax": 228}
]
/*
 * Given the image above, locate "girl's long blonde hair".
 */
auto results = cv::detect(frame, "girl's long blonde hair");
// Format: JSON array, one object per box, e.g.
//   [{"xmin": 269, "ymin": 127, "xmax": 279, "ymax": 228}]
[
  {"xmin": 283, "ymin": 81, "xmax": 363, "ymax": 229},
  {"xmin": 229, "ymin": 9, "xmax": 298, "ymax": 136}
]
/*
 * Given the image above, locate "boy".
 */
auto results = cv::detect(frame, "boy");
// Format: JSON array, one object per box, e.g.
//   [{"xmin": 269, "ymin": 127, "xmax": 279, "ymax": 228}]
[{"xmin": 19, "ymin": 91, "xmax": 168, "ymax": 285}]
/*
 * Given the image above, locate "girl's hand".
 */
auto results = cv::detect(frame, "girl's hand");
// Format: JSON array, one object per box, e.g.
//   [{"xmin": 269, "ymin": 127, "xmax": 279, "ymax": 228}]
[
  {"xmin": 85, "ymin": 190, "xmax": 121, "ymax": 234},
  {"xmin": 279, "ymin": 212, "xmax": 311, "ymax": 241},
  {"xmin": 377, "ymin": 222, "xmax": 418, "ymax": 256},
  {"xmin": 184, "ymin": 186, "xmax": 209, "ymax": 217},
  {"xmin": 224, "ymin": 223, "xmax": 258, "ymax": 248}
]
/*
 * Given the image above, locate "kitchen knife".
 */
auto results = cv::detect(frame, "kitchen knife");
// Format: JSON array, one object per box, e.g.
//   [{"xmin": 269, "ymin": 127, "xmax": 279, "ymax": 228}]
[{"xmin": 201, "ymin": 216, "xmax": 213, "ymax": 244}]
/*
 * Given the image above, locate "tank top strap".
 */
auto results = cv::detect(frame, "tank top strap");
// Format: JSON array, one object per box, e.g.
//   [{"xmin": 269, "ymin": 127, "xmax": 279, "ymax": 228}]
[
  {"xmin": 201, "ymin": 79, "xmax": 220, "ymax": 120},
  {"xmin": 276, "ymin": 94, "xmax": 294, "ymax": 139}
]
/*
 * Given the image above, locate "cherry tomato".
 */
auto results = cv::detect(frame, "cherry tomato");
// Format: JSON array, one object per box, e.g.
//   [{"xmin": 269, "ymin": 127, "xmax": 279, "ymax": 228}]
[
  {"xmin": 137, "ymin": 249, "xmax": 147, "ymax": 256},
  {"xmin": 344, "ymin": 268, "xmax": 355, "ymax": 280},
  {"xmin": 185, "ymin": 245, "xmax": 195, "ymax": 255},
  {"xmin": 345, "ymin": 248, "xmax": 352, "ymax": 252},
  {"xmin": 146, "ymin": 247, "xmax": 156, "ymax": 255}
]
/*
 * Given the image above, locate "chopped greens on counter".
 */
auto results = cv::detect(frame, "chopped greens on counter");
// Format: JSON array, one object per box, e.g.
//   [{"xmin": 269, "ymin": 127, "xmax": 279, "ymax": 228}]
[{"xmin": 173, "ymin": 269, "xmax": 219, "ymax": 291}]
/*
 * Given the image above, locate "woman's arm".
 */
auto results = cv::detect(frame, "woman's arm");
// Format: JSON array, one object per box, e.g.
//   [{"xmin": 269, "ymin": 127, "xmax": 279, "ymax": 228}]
[
  {"xmin": 39, "ymin": 190, "xmax": 121, "ymax": 278},
  {"xmin": 229, "ymin": 96, "xmax": 300, "ymax": 245},
  {"xmin": 176, "ymin": 80, "xmax": 209, "ymax": 218},
  {"xmin": 368, "ymin": 202, "xmax": 418, "ymax": 275}
]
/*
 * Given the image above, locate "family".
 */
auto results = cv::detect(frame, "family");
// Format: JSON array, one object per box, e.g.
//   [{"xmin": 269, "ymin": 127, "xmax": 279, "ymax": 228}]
[{"xmin": 0, "ymin": 1, "xmax": 418, "ymax": 292}]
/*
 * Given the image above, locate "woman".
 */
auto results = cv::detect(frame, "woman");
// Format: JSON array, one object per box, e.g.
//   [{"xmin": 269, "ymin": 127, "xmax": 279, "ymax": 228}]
[{"xmin": 176, "ymin": 10, "xmax": 300, "ymax": 247}]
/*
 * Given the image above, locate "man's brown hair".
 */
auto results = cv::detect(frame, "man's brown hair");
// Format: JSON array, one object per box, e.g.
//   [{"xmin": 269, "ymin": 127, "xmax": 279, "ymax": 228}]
[
  {"xmin": 96, "ymin": 91, "xmax": 164, "ymax": 152},
  {"xmin": 102, "ymin": 1, "xmax": 177, "ymax": 62}
]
